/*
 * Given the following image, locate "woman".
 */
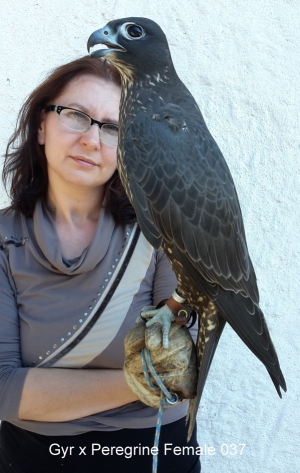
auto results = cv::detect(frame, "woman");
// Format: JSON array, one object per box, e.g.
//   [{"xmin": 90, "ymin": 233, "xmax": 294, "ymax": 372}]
[{"xmin": 0, "ymin": 56, "xmax": 200, "ymax": 472}]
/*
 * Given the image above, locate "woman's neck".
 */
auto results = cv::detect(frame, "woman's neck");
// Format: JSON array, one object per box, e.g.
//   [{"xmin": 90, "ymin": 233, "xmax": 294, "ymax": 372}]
[{"xmin": 47, "ymin": 183, "xmax": 104, "ymax": 224}]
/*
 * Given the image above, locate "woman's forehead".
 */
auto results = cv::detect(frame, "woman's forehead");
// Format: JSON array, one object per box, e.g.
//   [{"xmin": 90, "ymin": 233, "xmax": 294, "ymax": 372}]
[{"xmin": 54, "ymin": 74, "xmax": 121, "ymax": 120}]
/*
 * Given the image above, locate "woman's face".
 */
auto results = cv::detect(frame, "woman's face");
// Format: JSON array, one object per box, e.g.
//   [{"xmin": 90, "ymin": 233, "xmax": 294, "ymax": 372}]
[{"xmin": 38, "ymin": 74, "xmax": 121, "ymax": 194}]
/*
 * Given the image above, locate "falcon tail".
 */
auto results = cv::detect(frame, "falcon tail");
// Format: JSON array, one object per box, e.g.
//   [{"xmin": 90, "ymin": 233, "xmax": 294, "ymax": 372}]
[{"xmin": 215, "ymin": 289, "xmax": 287, "ymax": 397}]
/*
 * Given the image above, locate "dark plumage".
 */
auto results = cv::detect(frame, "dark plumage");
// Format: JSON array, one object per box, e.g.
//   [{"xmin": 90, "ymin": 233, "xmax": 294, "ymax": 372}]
[{"xmin": 87, "ymin": 17, "xmax": 286, "ymax": 440}]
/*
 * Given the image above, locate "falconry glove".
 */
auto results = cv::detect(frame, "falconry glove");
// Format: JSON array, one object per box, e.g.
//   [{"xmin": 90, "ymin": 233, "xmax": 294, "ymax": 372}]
[{"xmin": 124, "ymin": 313, "xmax": 197, "ymax": 409}]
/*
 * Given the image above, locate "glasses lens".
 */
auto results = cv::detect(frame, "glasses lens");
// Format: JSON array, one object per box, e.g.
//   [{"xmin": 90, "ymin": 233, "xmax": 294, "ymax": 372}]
[
  {"xmin": 59, "ymin": 109, "xmax": 90, "ymax": 132},
  {"xmin": 101, "ymin": 124, "xmax": 119, "ymax": 146}
]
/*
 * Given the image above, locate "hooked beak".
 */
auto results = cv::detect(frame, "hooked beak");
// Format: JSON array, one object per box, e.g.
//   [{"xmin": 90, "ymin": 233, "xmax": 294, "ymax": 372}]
[{"xmin": 87, "ymin": 27, "xmax": 126, "ymax": 57}]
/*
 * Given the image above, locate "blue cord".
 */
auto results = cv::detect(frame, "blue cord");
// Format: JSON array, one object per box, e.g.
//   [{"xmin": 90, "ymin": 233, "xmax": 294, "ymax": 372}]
[{"xmin": 141, "ymin": 347, "xmax": 179, "ymax": 473}]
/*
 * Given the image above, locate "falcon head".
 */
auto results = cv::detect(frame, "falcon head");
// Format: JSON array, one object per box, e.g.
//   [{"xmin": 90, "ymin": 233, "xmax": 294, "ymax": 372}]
[{"xmin": 87, "ymin": 17, "xmax": 173, "ymax": 80}]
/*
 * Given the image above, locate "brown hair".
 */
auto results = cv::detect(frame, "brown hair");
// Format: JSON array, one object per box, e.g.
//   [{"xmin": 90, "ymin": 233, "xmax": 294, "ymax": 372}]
[{"xmin": 2, "ymin": 56, "xmax": 136, "ymax": 223}]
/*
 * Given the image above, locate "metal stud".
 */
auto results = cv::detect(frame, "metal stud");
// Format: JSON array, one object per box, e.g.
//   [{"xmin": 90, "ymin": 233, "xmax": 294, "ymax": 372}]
[
  {"xmin": 67, "ymin": 332, "xmax": 71, "ymax": 336},
  {"xmin": 108, "ymin": 272, "xmax": 112, "ymax": 275},
  {"xmin": 89, "ymin": 306, "xmax": 92, "ymax": 309},
  {"xmin": 61, "ymin": 338, "xmax": 65, "ymax": 342},
  {"xmin": 79, "ymin": 319, "xmax": 83, "ymax": 323},
  {"xmin": 97, "ymin": 292, "xmax": 101, "ymax": 296},
  {"xmin": 39, "ymin": 356, "xmax": 43, "ymax": 360},
  {"xmin": 104, "ymin": 279, "xmax": 108, "ymax": 282},
  {"xmin": 84, "ymin": 312, "xmax": 88, "ymax": 316},
  {"xmin": 73, "ymin": 325, "xmax": 77, "ymax": 330},
  {"xmin": 93, "ymin": 299, "xmax": 96, "ymax": 302},
  {"xmin": 53, "ymin": 344, "xmax": 57, "ymax": 348},
  {"xmin": 46, "ymin": 351, "xmax": 50, "ymax": 356}
]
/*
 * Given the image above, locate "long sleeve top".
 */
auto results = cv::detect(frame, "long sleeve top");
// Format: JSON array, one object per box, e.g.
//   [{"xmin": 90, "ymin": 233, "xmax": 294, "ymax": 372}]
[{"xmin": 0, "ymin": 200, "xmax": 193, "ymax": 435}]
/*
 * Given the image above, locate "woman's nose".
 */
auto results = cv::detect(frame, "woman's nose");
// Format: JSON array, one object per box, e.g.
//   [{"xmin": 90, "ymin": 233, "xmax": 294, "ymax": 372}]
[{"xmin": 79, "ymin": 123, "xmax": 101, "ymax": 149}]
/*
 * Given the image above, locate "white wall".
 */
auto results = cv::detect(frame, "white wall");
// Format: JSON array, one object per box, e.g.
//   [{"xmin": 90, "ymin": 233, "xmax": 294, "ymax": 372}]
[{"xmin": 0, "ymin": 1, "xmax": 299, "ymax": 472}]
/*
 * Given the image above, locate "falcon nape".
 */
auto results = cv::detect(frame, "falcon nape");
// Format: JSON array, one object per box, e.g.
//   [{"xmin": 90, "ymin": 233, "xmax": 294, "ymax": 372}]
[{"xmin": 87, "ymin": 17, "xmax": 286, "ymax": 441}]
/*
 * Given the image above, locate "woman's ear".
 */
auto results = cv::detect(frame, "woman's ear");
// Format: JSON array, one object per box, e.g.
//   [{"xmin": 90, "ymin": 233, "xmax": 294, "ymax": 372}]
[{"xmin": 37, "ymin": 116, "xmax": 45, "ymax": 145}]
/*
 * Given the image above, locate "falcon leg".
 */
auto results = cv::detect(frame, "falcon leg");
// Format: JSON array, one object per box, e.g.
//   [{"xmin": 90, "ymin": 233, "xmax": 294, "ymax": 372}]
[{"xmin": 141, "ymin": 305, "xmax": 175, "ymax": 349}]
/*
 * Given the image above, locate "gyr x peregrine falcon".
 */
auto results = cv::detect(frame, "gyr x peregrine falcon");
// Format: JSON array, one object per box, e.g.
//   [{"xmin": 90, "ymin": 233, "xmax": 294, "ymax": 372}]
[{"xmin": 87, "ymin": 17, "xmax": 286, "ymax": 440}]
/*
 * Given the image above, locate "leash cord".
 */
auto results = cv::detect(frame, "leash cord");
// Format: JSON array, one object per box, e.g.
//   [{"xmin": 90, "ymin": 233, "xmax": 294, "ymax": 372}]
[{"xmin": 141, "ymin": 347, "xmax": 179, "ymax": 473}]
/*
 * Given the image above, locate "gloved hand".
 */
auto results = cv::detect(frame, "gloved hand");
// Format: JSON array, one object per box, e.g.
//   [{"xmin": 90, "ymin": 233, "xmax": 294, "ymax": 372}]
[{"xmin": 124, "ymin": 315, "xmax": 197, "ymax": 409}]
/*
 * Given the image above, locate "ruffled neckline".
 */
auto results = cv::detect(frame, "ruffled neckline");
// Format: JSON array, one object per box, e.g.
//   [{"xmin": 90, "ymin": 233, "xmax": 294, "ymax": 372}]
[{"xmin": 23, "ymin": 200, "xmax": 116, "ymax": 275}]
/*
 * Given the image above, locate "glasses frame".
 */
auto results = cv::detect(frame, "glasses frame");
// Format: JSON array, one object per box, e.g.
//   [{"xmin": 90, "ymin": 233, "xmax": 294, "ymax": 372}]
[{"xmin": 46, "ymin": 105, "xmax": 119, "ymax": 146}]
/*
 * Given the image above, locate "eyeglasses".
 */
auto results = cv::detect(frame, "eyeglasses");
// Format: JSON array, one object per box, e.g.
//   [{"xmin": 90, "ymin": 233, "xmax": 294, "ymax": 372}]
[{"xmin": 46, "ymin": 105, "xmax": 119, "ymax": 146}]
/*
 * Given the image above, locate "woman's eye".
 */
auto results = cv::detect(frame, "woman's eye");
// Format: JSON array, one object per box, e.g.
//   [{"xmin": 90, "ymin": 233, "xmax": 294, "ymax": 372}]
[
  {"xmin": 67, "ymin": 111, "xmax": 84, "ymax": 120},
  {"xmin": 105, "ymin": 124, "xmax": 118, "ymax": 132}
]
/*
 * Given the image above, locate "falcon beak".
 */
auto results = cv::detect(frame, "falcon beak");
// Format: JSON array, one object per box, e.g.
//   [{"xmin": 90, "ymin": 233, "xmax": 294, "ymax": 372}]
[{"xmin": 87, "ymin": 27, "xmax": 126, "ymax": 57}]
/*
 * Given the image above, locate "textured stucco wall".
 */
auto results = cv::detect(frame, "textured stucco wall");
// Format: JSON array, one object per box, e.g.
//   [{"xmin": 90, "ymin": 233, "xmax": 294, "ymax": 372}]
[{"xmin": 0, "ymin": 1, "xmax": 299, "ymax": 472}]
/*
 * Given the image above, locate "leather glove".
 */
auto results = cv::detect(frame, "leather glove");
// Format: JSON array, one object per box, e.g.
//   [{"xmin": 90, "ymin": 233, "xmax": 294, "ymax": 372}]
[{"xmin": 124, "ymin": 315, "xmax": 197, "ymax": 409}]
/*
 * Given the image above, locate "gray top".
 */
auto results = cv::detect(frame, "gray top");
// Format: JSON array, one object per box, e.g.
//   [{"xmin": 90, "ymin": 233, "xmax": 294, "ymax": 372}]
[{"xmin": 0, "ymin": 200, "xmax": 194, "ymax": 435}]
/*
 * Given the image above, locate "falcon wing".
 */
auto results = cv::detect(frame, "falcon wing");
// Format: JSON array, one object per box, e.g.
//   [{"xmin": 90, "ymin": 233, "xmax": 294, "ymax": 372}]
[
  {"xmin": 123, "ymin": 104, "xmax": 286, "ymax": 397},
  {"xmin": 123, "ymin": 103, "xmax": 258, "ymax": 303}
]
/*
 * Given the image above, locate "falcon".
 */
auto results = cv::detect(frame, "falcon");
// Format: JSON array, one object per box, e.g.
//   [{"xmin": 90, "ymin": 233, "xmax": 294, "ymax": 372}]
[{"xmin": 87, "ymin": 17, "xmax": 286, "ymax": 439}]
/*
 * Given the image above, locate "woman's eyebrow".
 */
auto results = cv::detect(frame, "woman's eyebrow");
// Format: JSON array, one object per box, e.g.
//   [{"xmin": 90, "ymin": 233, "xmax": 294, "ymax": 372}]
[{"xmin": 67, "ymin": 102, "xmax": 119, "ymax": 124}]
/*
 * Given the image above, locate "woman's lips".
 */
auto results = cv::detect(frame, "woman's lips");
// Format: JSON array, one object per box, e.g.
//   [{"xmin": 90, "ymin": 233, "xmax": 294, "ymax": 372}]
[{"xmin": 71, "ymin": 156, "xmax": 97, "ymax": 167}]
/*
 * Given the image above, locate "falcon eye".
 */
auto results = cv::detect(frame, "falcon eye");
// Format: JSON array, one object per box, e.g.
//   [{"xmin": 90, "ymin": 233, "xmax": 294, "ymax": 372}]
[{"xmin": 126, "ymin": 24, "xmax": 144, "ymax": 38}]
